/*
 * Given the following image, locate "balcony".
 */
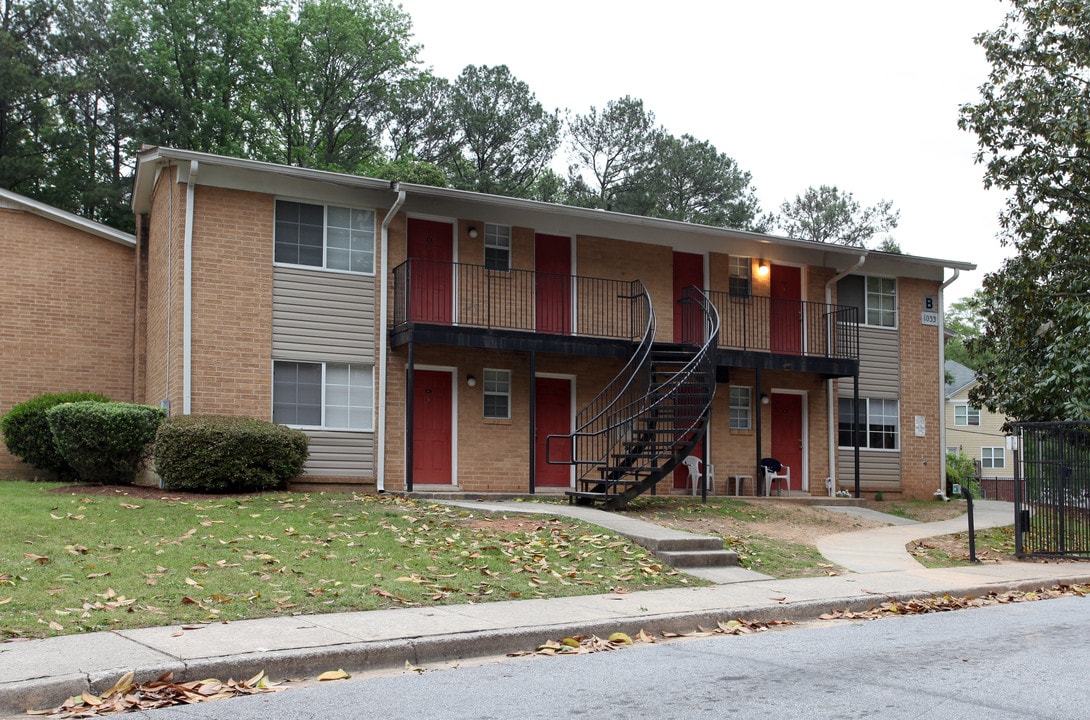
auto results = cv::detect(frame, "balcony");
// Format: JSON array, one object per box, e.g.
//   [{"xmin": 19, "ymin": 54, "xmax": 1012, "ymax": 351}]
[
  {"xmin": 389, "ymin": 259, "xmax": 859, "ymax": 375},
  {"xmin": 390, "ymin": 259, "xmax": 650, "ymax": 358},
  {"xmin": 704, "ymin": 290, "xmax": 860, "ymax": 376}
]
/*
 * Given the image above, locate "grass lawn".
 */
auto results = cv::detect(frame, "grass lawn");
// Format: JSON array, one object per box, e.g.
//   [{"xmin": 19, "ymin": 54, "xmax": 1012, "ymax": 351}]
[{"xmin": 0, "ymin": 482, "xmax": 700, "ymax": 639}]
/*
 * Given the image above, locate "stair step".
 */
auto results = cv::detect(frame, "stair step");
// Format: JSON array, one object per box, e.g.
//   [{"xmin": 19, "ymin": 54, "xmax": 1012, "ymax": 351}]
[
  {"xmin": 595, "ymin": 466, "xmax": 661, "ymax": 477},
  {"xmin": 654, "ymin": 548, "xmax": 739, "ymax": 568}
]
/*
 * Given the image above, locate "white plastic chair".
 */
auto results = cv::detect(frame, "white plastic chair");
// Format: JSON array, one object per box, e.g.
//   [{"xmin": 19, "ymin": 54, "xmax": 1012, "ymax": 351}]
[
  {"xmin": 763, "ymin": 464, "xmax": 790, "ymax": 496},
  {"xmin": 682, "ymin": 455, "xmax": 714, "ymax": 495}
]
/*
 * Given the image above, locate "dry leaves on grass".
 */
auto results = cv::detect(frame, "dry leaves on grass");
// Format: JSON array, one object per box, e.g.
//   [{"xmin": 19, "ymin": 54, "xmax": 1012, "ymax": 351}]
[
  {"xmin": 509, "ymin": 618, "xmax": 795, "ymax": 658},
  {"xmin": 29, "ymin": 670, "xmax": 281, "ymax": 717},
  {"xmin": 819, "ymin": 584, "xmax": 1090, "ymax": 622}
]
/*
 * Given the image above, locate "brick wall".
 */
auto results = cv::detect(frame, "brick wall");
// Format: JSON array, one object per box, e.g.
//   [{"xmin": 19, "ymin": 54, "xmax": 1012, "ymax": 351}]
[
  {"xmin": 0, "ymin": 208, "xmax": 135, "ymax": 477},
  {"xmin": 188, "ymin": 186, "xmax": 274, "ymax": 417},
  {"xmin": 142, "ymin": 167, "xmax": 186, "ymax": 413},
  {"xmin": 897, "ymin": 277, "xmax": 944, "ymax": 498}
]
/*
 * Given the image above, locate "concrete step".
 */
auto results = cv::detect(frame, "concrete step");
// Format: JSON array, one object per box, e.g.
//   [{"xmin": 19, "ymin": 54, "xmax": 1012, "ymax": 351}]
[{"xmin": 653, "ymin": 547, "xmax": 739, "ymax": 568}]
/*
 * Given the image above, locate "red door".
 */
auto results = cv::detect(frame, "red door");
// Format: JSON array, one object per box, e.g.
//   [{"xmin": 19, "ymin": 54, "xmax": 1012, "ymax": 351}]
[
  {"xmin": 412, "ymin": 369, "xmax": 453, "ymax": 484},
  {"xmin": 673, "ymin": 252, "xmax": 704, "ymax": 343},
  {"xmin": 535, "ymin": 377, "xmax": 571, "ymax": 487},
  {"xmin": 407, "ymin": 218, "xmax": 453, "ymax": 323},
  {"xmin": 535, "ymin": 234, "xmax": 571, "ymax": 334},
  {"xmin": 770, "ymin": 264, "xmax": 802, "ymax": 353},
  {"xmin": 770, "ymin": 393, "xmax": 803, "ymax": 492}
]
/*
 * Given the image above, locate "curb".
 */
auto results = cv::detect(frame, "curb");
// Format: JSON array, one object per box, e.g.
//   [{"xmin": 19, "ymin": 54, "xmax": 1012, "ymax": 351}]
[{"xmin": 7, "ymin": 573, "xmax": 1090, "ymax": 717}]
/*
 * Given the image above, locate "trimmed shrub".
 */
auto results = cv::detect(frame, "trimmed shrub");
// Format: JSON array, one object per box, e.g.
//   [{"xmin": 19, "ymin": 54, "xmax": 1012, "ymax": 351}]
[
  {"xmin": 154, "ymin": 415, "xmax": 309, "ymax": 493},
  {"xmin": 0, "ymin": 392, "xmax": 111, "ymax": 479},
  {"xmin": 47, "ymin": 401, "xmax": 165, "ymax": 485}
]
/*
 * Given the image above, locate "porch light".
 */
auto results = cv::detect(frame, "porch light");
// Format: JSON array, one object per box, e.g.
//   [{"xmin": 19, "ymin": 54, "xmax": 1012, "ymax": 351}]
[
  {"xmin": 757, "ymin": 259, "xmax": 770, "ymax": 278},
  {"xmin": 760, "ymin": 393, "xmax": 770, "ymax": 405},
  {"xmin": 466, "ymin": 374, "xmax": 477, "ymax": 387},
  {"xmin": 468, "ymin": 226, "xmax": 479, "ymax": 239}
]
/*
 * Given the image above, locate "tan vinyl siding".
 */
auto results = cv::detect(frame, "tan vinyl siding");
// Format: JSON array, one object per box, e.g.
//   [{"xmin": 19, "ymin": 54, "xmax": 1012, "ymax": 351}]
[
  {"xmin": 946, "ymin": 383, "xmax": 1013, "ymax": 478},
  {"xmin": 272, "ymin": 266, "xmax": 374, "ymax": 362},
  {"xmin": 303, "ymin": 431, "xmax": 373, "ymax": 476},
  {"xmin": 837, "ymin": 449, "xmax": 901, "ymax": 487},
  {"xmin": 853, "ymin": 325, "xmax": 900, "ymax": 397}
]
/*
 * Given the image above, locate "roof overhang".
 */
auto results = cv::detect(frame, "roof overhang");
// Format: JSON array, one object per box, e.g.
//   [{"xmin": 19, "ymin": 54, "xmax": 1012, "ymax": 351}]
[{"xmin": 0, "ymin": 188, "xmax": 136, "ymax": 248}]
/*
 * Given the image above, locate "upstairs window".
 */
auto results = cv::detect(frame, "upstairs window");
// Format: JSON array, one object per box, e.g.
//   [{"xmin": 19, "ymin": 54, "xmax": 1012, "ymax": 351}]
[
  {"xmin": 954, "ymin": 405, "xmax": 980, "ymax": 426},
  {"xmin": 484, "ymin": 223, "xmax": 511, "ymax": 271},
  {"xmin": 836, "ymin": 275, "xmax": 897, "ymax": 328},
  {"xmin": 275, "ymin": 200, "xmax": 375, "ymax": 273},
  {"xmin": 729, "ymin": 256, "xmax": 751, "ymax": 297}
]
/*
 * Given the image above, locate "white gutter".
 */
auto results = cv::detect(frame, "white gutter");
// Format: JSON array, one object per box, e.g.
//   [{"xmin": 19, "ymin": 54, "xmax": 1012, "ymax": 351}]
[
  {"xmin": 825, "ymin": 254, "xmax": 866, "ymax": 495},
  {"xmin": 376, "ymin": 188, "xmax": 406, "ymax": 493},
  {"xmin": 183, "ymin": 160, "xmax": 198, "ymax": 415},
  {"xmin": 938, "ymin": 269, "xmax": 961, "ymax": 495}
]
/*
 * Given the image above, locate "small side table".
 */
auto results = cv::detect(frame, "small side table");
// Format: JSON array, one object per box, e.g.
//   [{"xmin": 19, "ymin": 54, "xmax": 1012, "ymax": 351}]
[{"xmin": 729, "ymin": 475, "xmax": 753, "ymax": 497}]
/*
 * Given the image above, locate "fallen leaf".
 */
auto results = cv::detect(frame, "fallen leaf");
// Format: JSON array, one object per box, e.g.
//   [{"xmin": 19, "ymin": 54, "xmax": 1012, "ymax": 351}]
[{"xmin": 317, "ymin": 669, "xmax": 350, "ymax": 681}]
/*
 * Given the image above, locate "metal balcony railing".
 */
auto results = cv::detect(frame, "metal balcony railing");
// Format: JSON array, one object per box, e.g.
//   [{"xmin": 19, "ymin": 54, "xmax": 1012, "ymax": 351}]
[
  {"xmin": 391, "ymin": 259, "xmax": 650, "ymax": 341},
  {"xmin": 705, "ymin": 290, "xmax": 859, "ymax": 360}
]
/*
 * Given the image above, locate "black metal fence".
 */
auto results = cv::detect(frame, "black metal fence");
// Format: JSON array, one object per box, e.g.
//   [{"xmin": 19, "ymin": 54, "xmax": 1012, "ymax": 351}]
[
  {"xmin": 976, "ymin": 476, "xmax": 1016, "ymax": 502},
  {"xmin": 1013, "ymin": 421, "xmax": 1090, "ymax": 558}
]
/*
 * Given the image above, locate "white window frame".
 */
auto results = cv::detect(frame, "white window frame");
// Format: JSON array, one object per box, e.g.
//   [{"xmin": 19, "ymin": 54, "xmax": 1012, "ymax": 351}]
[
  {"xmin": 729, "ymin": 386, "xmax": 752, "ymax": 430},
  {"xmin": 954, "ymin": 404, "xmax": 980, "ymax": 426},
  {"xmin": 273, "ymin": 360, "xmax": 374, "ymax": 431},
  {"xmin": 274, "ymin": 199, "xmax": 376, "ymax": 274},
  {"xmin": 483, "ymin": 368, "xmax": 511, "ymax": 419},
  {"xmin": 981, "ymin": 446, "xmax": 1005, "ymax": 469},
  {"xmin": 865, "ymin": 276, "xmax": 896, "ymax": 328},
  {"xmin": 838, "ymin": 397, "xmax": 900, "ymax": 450},
  {"xmin": 729, "ymin": 256, "xmax": 751, "ymax": 297},
  {"xmin": 484, "ymin": 223, "xmax": 511, "ymax": 272}
]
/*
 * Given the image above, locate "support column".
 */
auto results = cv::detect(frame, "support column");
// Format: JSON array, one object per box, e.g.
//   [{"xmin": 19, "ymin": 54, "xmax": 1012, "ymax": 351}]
[
  {"xmin": 406, "ymin": 342, "xmax": 415, "ymax": 493},
  {"xmin": 529, "ymin": 351, "xmax": 537, "ymax": 494}
]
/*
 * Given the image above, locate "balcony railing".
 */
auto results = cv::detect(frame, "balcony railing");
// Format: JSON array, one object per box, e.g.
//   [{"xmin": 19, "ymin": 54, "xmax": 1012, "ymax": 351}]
[
  {"xmin": 390, "ymin": 259, "xmax": 860, "ymax": 362},
  {"xmin": 391, "ymin": 259, "xmax": 649, "ymax": 342},
  {"xmin": 705, "ymin": 290, "xmax": 859, "ymax": 359}
]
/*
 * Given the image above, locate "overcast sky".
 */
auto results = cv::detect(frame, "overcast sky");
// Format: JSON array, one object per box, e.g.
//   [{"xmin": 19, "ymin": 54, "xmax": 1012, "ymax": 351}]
[{"xmin": 395, "ymin": 0, "xmax": 1012, "ymax": 306}]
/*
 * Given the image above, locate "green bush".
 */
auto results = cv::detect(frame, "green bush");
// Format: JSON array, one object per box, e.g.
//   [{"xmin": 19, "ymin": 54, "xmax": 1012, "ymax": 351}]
[
  {"xmin": 946, "ymin": 450, "xmax": 980, "ymax": 497},
  {"xmin": 47, "ymin": 401, "xmax": 165, "ymax": 485},
  {"xmin": 0, "ymin": 392, "xmax": 111, "ymax": 479},
  {"xmin": 154, "ymin": 415, "xmax": 308, "ymax": 493}
]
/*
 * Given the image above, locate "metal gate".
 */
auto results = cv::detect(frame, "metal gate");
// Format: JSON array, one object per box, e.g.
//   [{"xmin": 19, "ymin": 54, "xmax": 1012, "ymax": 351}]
[{"xmin": 1014, "ymin": 421, "xmax": 1090, "ymax": 558}]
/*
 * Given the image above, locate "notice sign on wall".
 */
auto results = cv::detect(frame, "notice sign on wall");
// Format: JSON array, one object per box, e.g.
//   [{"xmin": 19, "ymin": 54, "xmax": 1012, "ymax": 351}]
[{"xmin": 915, "ymin": 415, "xmax": 926, "ymax": 436}]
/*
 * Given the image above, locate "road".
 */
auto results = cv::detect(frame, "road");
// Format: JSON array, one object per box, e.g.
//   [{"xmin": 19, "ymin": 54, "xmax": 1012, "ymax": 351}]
[{"xmin": 134, "ymin": 596, "xmax": 1090, "ymax": 719}]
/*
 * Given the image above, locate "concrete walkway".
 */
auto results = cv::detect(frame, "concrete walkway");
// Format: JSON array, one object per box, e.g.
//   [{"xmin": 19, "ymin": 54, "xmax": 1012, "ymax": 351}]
[{"xmin": 2, "ymin": 499, "xmax": 1088, "ymax": 717}]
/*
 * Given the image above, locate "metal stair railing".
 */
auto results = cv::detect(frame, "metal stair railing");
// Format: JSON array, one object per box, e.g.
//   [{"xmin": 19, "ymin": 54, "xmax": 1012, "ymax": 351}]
[{"xmin": 553, "ymin": 286, "xmax": 720, "ymax": 508}]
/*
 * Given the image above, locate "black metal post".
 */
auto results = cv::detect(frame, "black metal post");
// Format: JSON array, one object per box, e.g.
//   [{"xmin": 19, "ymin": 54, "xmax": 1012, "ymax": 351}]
[
  {"xmin": 755, "ymin": 366, "xmax": 763, "ymax": 495},
  {"xmin": 962, "ymin": 484, "xmax": 979, "ymax": 563},
  {"xmin": 405, "ymin": 343, "xmax": 415, "ymax": 493},
  {"xmin": 853, "ymin": 372, "xmax": 861, "ymax": 498},
  {"xmin": 529, "ymin": 351, "xmax": 537, "ymax": 495}
]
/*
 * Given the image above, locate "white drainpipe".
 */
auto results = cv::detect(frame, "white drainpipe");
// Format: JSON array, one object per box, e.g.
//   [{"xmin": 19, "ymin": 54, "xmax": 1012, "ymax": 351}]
[
  {"xmin": 825, "ymin": 255, "xmax": 866, "ymax": 495},
  {"xmin": 938, "ymin": 269, "xmax": 961, "ymax": 495},
  {"xmin": 183, "ymin": 160, "xmax": 198, "ymax": 415},
  {"xmin": 376, "ymin": 188, "xmax": 406, "ymax": 493}
]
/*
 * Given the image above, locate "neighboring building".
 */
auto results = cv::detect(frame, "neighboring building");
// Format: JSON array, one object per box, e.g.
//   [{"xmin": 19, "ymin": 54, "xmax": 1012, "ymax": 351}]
[
  {"xmin": 944, "ymin": 359, "xmax": 1012, "ymax": 479},
  {"xmin": 123, "ymin": 147, "xmax": 975, "ymax": 501},
  {"xmin": 0, "ymin": 189, "xmax": 137, "ymax": 478}
]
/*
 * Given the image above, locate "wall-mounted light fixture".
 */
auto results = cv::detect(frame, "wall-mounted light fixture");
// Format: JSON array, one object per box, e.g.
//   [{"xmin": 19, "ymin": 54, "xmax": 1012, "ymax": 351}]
[
  {"xmin": 466, "ymin": 374, "xmax": 477, "ymax": 387},
  {"xmin": 756, "ymin": 259, "xmax": 770, "ymax": 278},
  {"xmin": 468, "ymin": 226, "xmax": 479, "ymax": 239},
  {"xmin": 760, "ymin": 393, "xmax": 770, "ymax": 405}
]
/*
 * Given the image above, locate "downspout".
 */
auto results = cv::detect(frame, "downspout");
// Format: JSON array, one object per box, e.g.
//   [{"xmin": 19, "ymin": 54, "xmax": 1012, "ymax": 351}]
[
  {"xmin": 825, "ymin": 254, "xmax": 866, "ymax": 496},
  {"xmin": 376, "ymin": 187, "xmax": 406, "ymax": 493},
  {"xmin": 183, "ymin": 160, "xmax": 198, "ymax": 415},
  {"xmin": 938, "ymin": 269, "xmax": 961, "ymax": 496}
]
